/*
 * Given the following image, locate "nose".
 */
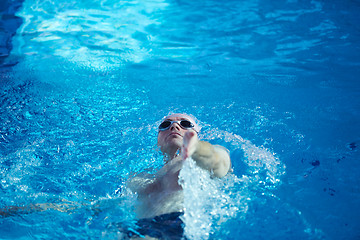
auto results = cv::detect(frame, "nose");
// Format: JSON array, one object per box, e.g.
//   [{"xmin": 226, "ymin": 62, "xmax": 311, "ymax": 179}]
[{"xmin": 170, "ymin": 122, "xmax": 181, "ymax": 131}]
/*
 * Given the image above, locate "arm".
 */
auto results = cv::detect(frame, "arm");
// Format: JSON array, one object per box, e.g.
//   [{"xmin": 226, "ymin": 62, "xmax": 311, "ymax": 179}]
[
  {"xmin": 181, "ymin": 131, "xmax": 231, "ymax": 178},
  {"xmin": 0, "ymin": 204, "xmax": 42, "ymax": 217},
  {"xmin": 0, "ymin": 200, "xmax": 80, "ymax": 218}
]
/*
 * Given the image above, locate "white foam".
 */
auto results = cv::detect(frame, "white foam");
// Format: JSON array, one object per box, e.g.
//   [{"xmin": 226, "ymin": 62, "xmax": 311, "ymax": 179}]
[
  {"xmin": 178, "ymin": 127, "xmax": 285, "ymax": 239},
  {"xmin": 179, "ymin": 158, "xmax": 248, "ymax": 240}
]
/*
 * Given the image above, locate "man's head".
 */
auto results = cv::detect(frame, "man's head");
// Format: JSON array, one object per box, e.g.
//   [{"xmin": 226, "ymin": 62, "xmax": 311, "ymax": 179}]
[{"xmin": 157, "ymin": 113, "xmax": 200, "ymax": 157}]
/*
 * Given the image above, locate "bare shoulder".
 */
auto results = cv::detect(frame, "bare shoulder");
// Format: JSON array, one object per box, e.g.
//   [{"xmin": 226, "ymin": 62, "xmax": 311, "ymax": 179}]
[
  {"xmin": 127, "ymin": 172, "xmax": 155, "ymax": 194},
  {"xmin": 213, "ymin": 145, "xmax": 232, "ymax": 177}
]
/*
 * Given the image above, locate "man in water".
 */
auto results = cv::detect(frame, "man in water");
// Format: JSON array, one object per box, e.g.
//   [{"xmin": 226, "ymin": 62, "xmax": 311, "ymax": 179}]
[
  {"xmin": 125, "ymin": 113, "xmax": 231, "ymax": 239},
  {"xmin": 1, "ymin": 113, "xmax": 231, "ymax": 239}
]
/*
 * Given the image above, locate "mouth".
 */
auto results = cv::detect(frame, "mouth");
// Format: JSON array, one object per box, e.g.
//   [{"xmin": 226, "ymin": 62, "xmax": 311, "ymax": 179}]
[{"xmin": 167, "ymin": 132, "xmax": 182, "ymax": 138}]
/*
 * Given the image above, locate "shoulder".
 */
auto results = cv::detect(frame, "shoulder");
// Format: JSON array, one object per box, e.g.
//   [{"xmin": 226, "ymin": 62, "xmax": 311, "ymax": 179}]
[
  {"xmin": 213, "ymin": 145, "xmax": 230, "ymax": 155},
  {"xmin": 213, "ymin": 145, "xmax": 232, "ymax": 175},
  {"xmin": 127, "ymin": 172, "xmax": 155, "ymax": 193},
  {"xmin": 213, "ymin": 145, "xmax": 231, "ymax": 162}
]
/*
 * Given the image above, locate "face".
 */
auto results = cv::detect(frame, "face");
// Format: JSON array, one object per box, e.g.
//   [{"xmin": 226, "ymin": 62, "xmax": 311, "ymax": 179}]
[{"xmin": 157, "ymin": 114, "xmax": 197, "ymax": 155}]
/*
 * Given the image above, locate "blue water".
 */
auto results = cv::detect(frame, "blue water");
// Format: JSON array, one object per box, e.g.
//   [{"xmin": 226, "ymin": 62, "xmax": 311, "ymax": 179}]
[{"xmin": 1, "ymin": 0, "xmax": 360, "ymax": 239}]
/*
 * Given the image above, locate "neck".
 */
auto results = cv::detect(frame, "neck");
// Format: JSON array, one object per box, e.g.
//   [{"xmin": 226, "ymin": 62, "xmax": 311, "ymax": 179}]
[{"xmin": 163, "ymin": 148, "xmax": 180, "ymax": 162}]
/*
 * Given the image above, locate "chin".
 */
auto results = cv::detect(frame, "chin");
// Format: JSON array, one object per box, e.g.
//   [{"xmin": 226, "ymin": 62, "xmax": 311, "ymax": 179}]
[{"xmin": 166, "ymin": 139, "xmax": 182, "ymax": 149}]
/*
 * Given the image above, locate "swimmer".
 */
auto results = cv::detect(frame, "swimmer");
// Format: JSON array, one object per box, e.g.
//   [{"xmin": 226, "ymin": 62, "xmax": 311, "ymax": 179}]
[
  {"xmin": 1, "ymin": 113, "xmax": 231, "ymax": 239},
  {"xmin": 124, "ymin": 113, "xmax": 231, "ymax": 239}
]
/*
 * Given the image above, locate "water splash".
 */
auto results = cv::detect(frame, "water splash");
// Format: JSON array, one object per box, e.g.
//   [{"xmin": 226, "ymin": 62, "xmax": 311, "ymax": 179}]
[
  {"xmin": 178, "ymin": 127, "xmax": 286, "ymax": 239},
  {"xmin": 201, "ymin": 127, "xmax": 285, "ymax": 187},
  {"xmin": 179, "ymin": 158, "xmax": 248, "ymax": 240}
]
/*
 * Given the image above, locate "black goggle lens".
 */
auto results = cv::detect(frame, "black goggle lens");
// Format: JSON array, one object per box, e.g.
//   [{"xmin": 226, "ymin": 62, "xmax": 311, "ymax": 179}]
[
  {"xmin": 159, "ymin": 121, "xmax": 171, "ymax": 129},
  {"xmin": 180, "ymin": 120, "xmax": 193, "ymax": 128}
]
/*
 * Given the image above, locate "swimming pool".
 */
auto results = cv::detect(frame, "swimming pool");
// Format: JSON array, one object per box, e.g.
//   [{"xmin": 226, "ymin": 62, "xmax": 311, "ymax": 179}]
[{"xmin": 1, "ymin": 0, "xmax": 359, "ymax": 239}]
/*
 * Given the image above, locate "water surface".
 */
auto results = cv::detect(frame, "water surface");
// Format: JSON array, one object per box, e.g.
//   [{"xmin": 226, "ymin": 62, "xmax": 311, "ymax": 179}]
[{"xmin": 1, "ymin": 0, "xmax": 360, "ymax": 239}]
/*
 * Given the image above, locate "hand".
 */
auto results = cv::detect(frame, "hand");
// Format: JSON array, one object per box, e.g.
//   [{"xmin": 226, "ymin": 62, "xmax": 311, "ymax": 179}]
[{"xmin": 181, "ymin": 130, "xmax": 198, "ymax": 160}]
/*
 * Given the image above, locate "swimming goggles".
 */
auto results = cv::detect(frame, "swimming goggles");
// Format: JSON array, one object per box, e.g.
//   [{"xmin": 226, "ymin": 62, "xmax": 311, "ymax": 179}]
[{"xmin": 158, "ymin": 120, "xmax": 195, "ymax": 131}]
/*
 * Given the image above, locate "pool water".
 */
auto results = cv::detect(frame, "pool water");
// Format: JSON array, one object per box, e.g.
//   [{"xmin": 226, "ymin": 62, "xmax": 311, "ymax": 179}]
[{"xmin": 1, "ymin": 0, "xmax": 360, "ymax": 239}]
